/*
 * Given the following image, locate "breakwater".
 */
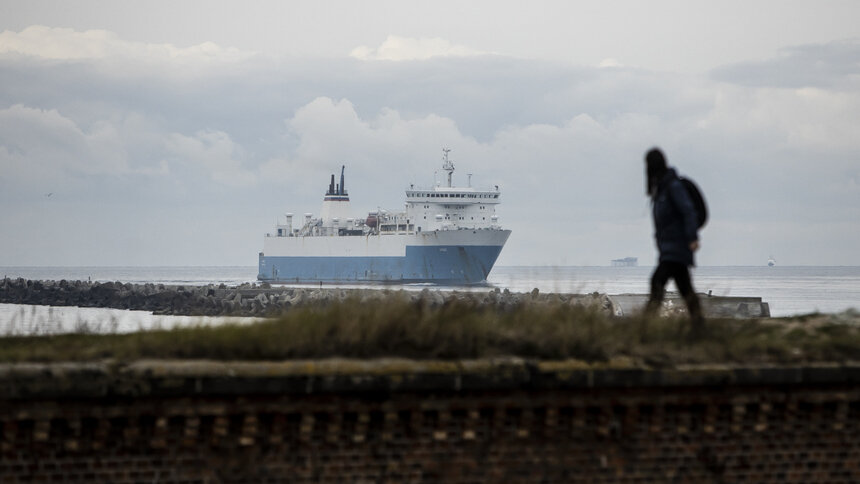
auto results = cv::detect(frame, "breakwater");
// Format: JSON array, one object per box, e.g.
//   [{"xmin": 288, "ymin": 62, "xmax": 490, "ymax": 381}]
[
  {"xmin": 1, "ymin": 359, "xmax": 858, "ymax": 483},
  {"xmin": 0, "ymin": 278, "xmax": 769, "ymax": 318},
  {"xmin": 0, "ymin": 278, "xmax": 612, "ymax": 317}
]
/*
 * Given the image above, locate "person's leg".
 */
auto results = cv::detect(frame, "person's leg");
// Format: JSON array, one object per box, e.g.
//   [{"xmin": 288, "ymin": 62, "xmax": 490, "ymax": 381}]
[
  {"xmin": 645, "ymin": 262, "xmax": 672, "ymax": 316},
  {"xmin": 669, "ymin": 262, "xmax": 704, "ymax": 333}
]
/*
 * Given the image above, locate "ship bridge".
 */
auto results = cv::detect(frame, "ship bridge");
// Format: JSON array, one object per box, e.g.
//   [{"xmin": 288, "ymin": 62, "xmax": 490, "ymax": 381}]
[{"xmin": 405, "ymin": 149, "xmax": 501, "ymax": 232}]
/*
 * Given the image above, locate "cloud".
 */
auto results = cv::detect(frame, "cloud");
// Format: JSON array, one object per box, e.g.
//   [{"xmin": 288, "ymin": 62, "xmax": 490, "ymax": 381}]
[
  {"xmin": 166, "ymin": 130, "xmax": 256, "ymax": 187},
  {"xmin": 0, "ymin": 25, "xmax": 251, "ymax": 63},
  {"xmin": 711, "ymin": 39, "xmax": 860, "ymax": 90},
  {"xmin": 287, "ymin": 97, "xmax": 463, "ymax": 163},
  {"xmin": 1, "ymin": 27, "xmax": 859, "ymax": 265},
  {"xmin": 599, "ymin": 58, "xmax": 623, "ymax": 68},
  {"xmin": 257, "ymin": 97, "xmax": 475, "ymax": 210},
  {"xmin": 350, "ymin": 35, "xmax": 489, "ymax": 61},
  {"xmin": 245, "ymin": 98, "xmax": 673, "ymax": 265},
  {"xmin": 0, "ymin": 104, "xmax": 128, "ymax": 181},
  {"xmin": 0, "ymin": 104, "xmax": 183, "ymax": 196},
  {"xmin": 696, "ymin": 84, "xmax": 860, "ymax": 152}
]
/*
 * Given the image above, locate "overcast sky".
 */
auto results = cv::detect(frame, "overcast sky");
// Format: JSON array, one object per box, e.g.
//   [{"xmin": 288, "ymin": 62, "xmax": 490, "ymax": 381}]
[{"xmin": 1, "ymin": 0, "xmax": 858, "ymax": 267}]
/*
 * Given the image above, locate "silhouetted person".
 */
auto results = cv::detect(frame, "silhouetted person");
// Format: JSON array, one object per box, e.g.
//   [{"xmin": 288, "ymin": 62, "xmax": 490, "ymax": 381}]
[{"xmin": 644, "ymin": 148, "xmax": 704, "ymax": 332}]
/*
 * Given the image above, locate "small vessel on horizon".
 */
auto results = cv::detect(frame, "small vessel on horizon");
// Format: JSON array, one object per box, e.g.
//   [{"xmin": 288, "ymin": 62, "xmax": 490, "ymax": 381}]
[
  {"xmin": 611, "ymin": 257, "xmax": 638, "ymax": 267},
  {"xmin": 768, "ymin": 256, "xmax": 776, "ymax": 267}
]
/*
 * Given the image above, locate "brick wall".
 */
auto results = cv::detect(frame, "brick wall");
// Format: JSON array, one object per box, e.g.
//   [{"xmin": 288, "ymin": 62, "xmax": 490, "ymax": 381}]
[{"xmin": 1, "ymin": 361, "xmax": 859, "ymax": 483}]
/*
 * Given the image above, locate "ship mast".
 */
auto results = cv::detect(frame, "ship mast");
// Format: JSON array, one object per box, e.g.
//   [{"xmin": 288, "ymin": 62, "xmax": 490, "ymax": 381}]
[{"xmin": 442, "ymin": 148, "xmax": 454, "ymax": 187}]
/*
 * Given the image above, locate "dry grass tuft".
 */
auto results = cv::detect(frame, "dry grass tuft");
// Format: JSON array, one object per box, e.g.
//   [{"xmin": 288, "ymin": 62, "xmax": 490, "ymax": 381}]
[{"xmin": 0, "ymin": 294, "xmax": 858, "ymax": 366}]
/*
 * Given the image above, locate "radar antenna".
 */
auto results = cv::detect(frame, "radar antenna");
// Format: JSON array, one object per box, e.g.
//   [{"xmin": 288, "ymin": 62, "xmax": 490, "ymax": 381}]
[{"xmin": 441, "ymin": 148, "xmax": 455, "ymax": 187}]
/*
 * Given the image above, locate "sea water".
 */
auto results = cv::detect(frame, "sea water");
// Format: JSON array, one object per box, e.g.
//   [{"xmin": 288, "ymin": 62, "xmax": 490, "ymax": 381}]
[
  {"xmin": 490, "ymin": 266, "xmax": 860, "ymax": 318},
  {"xmin": 1, "ymin": 266, "xmax": 858, "ymax": 335}
]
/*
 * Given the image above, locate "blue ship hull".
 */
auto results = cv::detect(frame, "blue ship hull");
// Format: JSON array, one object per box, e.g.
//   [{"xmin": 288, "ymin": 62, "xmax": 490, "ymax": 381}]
[{"xmin": 258, "ymin": 244, "xmax": 505, "ymax": 285}]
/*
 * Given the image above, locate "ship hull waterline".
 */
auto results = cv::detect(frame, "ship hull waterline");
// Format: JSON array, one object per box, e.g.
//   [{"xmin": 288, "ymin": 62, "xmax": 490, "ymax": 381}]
[{"xmin": 258, "ymin": 230, "xmax": 510, "ymax": 285}]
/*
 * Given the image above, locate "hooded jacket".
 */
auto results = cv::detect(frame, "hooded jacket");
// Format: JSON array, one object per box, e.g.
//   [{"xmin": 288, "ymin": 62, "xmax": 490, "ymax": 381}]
[{"xmin": 652, "ymin": 168, "xmax": 699, "ymax": 266}]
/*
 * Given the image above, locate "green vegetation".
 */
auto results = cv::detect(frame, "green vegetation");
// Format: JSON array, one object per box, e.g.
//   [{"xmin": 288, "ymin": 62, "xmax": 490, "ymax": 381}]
[{"xmin": 0, "ymin": 295, "xmax": 858, "ymax": 367}]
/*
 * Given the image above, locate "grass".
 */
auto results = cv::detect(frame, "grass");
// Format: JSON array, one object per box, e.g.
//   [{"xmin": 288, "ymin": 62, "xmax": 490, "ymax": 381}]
[{"xmin": 0, "ymin": 294, "xmax": 858, "ymax": 367}]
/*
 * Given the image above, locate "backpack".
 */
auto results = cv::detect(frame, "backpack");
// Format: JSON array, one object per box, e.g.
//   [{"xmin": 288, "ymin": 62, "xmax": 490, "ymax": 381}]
[{"xmin": 679, "ymin": 176, "xmax": 708, "ymax": 229}]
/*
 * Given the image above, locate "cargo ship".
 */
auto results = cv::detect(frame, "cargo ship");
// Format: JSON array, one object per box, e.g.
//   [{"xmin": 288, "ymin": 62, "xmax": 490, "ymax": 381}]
[{"xmin": 258, "ymin": 149, "xmax": 511, "ymax": 284}]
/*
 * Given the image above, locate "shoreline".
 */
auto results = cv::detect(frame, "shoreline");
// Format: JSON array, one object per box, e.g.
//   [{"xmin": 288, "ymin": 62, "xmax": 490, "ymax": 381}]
[
  {"xmin": 1, "ymin": 277, "xmax": 770, "ymax": 319},
  {"xmin": 0, "ymin": 277, "xmax": 614, "ymax": 318}
]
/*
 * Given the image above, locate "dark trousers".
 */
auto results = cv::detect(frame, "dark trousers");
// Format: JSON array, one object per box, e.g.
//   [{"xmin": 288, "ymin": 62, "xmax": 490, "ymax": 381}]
[{"xmin": 646, "ymin": 260, "xmax": 703, "ymax": 324}]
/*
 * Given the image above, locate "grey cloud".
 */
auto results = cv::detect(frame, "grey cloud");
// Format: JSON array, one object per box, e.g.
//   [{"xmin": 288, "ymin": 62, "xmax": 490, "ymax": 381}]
[
  {"xmin": 1, "ymin": 41, "xmax": 859, "ymax": 265},
  {"xmin": 710, "ymin": 39, "xmax": 860, "ymax": 89}
]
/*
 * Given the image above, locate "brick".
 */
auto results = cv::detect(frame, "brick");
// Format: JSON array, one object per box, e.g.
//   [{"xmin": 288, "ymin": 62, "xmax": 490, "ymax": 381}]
[{"xmin": 0, "ymin": 377, "xmax": 859, "ymax": 483}]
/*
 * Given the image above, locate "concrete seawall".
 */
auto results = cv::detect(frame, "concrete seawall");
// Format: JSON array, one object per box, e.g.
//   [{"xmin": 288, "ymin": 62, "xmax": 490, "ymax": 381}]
[
  {"xmin": 0, "ymin": 359, "xmax": 857, "ymax": 482},
  {"xmin": 0, "ymin": 278, "xmax": 769, "ymax": 318}
]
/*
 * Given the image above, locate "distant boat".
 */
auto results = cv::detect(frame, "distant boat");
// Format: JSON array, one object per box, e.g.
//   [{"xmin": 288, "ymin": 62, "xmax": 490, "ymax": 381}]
[
  {"xmin": 611, "ymin": 257, "xmax": 638, "ymax": 267},
  {"xmin": 767, "ymin": 256, "xmax": 776, "ymax": 267}
]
